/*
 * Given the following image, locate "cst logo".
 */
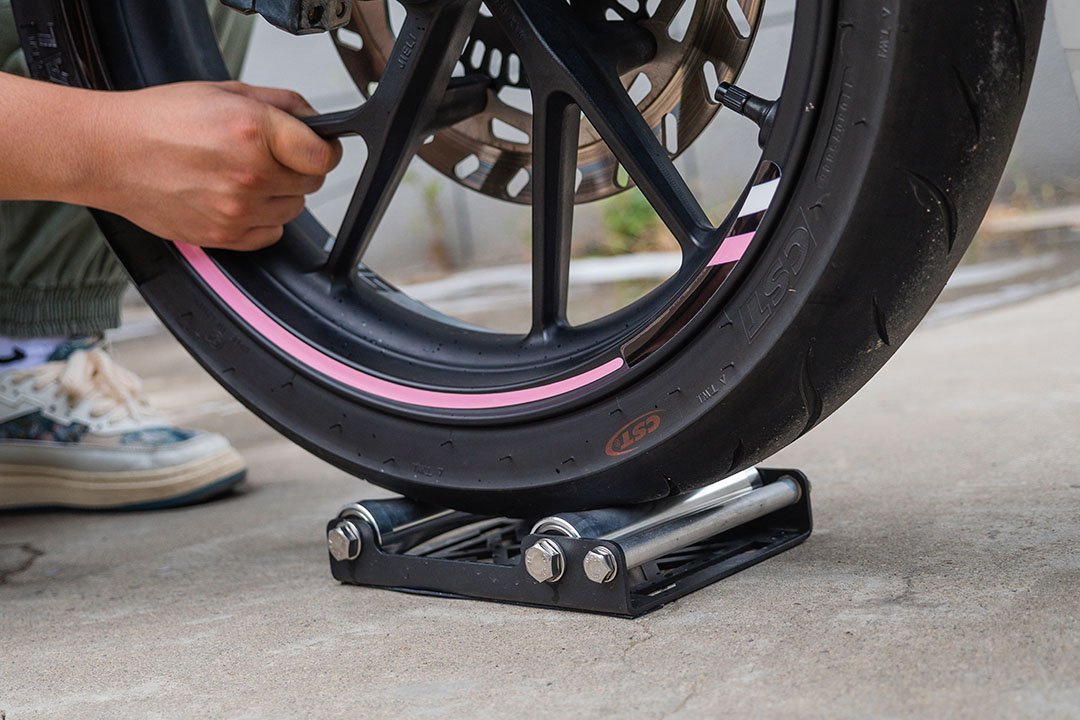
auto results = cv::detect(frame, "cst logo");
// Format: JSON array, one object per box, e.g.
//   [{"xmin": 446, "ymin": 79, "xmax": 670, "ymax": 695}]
[
  {"xmin": 738, "ymin": 211, "xmax": 817, "ymax": 342},
  {"xmin": 605, "ymin": 411, "xmax": 664, "ymax": 457}
]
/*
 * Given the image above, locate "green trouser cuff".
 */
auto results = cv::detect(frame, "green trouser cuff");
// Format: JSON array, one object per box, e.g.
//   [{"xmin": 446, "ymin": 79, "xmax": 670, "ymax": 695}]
[{"xmin": 0, "ymin": 284, "xmax": 126, "ymax": 338}]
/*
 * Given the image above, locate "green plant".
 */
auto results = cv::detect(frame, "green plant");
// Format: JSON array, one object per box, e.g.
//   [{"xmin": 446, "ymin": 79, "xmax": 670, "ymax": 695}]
[{"xmin": 594, "ymin": 188, "xmax": 663, "ymax": 256}]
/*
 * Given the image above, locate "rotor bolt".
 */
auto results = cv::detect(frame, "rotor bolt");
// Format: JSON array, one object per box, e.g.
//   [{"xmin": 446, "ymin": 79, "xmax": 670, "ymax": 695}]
[
  {"xmin": 328, "ymin": 520, "xmax": 362, "ymax": 561},
  {"xmin": 583, "ymin": 546, "xmax": 619, "ymax": 584},
  {"xmin": 524, "ymin": 539, "xmax": 565, "ymax": 583}
]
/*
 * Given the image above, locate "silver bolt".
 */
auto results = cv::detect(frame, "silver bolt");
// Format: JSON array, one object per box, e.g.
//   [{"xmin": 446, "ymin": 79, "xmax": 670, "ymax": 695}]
[
  {"xmin": 524, "ymin": 538, "xmax": 565, "ymax": 583},
  {"xmin": 328, "ymin": 520, "xmax": 362, "ymax": 561},
  {"xmin": 583, "ymin": 546, "xmax": 619, "ymax": 584}
]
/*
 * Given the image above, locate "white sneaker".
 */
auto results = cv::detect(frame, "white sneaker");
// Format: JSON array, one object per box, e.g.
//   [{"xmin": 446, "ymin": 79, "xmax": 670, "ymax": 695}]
[{"xmin": 0, "ymin": 347, "xmax": 246, "ymax": 510}]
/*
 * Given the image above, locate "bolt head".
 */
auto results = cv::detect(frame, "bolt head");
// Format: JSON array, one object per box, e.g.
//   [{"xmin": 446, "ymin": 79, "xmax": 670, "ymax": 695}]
[
  {"xmin": 583, "ymin": 546, "xmax": 619, "ymax": 584},
  {"xmin": 328, "ymin": 521, "xmax": 362, "ymax": 561},
  {"xmin": 524, "ymin": 539, "xmax": 565, "ymax": 583}
]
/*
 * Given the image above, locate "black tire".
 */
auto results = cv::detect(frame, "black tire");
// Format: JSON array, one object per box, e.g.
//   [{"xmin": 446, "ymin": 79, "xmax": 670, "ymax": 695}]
[{"xmin": 13, "ymin": 0, "xmax": 1046, "ymax": 515}]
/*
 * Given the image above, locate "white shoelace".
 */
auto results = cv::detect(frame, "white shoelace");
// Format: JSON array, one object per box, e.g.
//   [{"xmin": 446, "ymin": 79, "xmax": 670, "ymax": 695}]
[{"xmin": 11, "ymin": 348, "xmax": 149, "ymax": 423}]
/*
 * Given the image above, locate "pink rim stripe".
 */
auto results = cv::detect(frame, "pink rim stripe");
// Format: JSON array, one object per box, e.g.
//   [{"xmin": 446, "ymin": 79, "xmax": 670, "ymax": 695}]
[
  {"xmin": 176, "ymin": 243, "xmax": 627, "ymax": 410},
  {"xmin": 707, "ymin": 231, "xmax": 755, "ymax": 267}
]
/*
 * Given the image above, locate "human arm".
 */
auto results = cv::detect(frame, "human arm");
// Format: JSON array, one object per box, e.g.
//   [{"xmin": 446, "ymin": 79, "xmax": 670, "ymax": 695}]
[{"xmin": 0, "ymin": 73, "xmax": 341, "ymax": 250}]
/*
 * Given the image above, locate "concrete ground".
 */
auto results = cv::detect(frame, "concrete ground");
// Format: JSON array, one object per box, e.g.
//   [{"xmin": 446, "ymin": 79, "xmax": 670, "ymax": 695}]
[{"xmin": 2, "ymin": 284, "xmax": 1079, "ymax": 719}]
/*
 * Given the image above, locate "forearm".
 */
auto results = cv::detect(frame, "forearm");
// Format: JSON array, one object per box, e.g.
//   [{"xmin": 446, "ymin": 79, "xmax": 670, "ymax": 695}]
[
  {"xmin": 0, "ymin": 72, "xmax": 117, "ymax": 208},
  {"xmin": 0, "ymin": 73, "xmax": 339, "ymax": 250}
]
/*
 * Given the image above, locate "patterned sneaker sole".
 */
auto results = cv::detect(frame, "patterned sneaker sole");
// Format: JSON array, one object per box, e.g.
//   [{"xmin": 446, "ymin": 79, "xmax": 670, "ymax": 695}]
[{"xmin": 0, "ymin": 449, "xmax": 248, "ymax": 511}]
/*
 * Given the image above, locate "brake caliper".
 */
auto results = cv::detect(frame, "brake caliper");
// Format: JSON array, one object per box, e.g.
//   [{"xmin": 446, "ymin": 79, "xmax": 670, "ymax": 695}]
[{"xmin": 220, "ymin": 0, "xmax": 351, "ymax": 35}]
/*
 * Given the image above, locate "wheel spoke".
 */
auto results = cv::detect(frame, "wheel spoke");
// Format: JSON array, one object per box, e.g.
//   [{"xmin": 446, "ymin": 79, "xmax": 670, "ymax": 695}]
[
  {"xmin": 493, "ymin": 0, "xmax": 714, "ymax": 251},
  {"xmin": 326, "ymin": 0, "xmax": 481, "ymax": 278},
  {"xmin": 305, "ymin": 75, "xmax": 491, "ymax": 140},
  {"xmin": 530, "ymin": 92, "xmax": 581, "ymax": 334},
  {"xmin": 304, "ymin": 107, "xmax": 376, "ymax": 139},
  {"xmin": 430, "ymin": 75, "xmax": 493, "ymax": 133}
]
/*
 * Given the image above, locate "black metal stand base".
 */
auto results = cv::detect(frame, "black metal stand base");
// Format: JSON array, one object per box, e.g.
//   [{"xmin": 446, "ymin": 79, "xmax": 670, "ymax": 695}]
[{"xmin": 326, "ymin": 468, "xmax": 812, "ymax": 618}]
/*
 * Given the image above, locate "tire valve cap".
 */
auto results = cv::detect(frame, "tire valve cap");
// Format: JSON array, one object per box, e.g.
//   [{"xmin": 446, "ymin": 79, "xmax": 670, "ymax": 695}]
[{"xmin": 715, "ymin": 82, "xmax": 779, "ymax": 147}]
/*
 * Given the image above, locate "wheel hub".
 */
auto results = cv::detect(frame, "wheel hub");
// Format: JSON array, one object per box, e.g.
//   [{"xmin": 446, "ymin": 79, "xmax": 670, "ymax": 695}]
[{"xmin": 333, "ymin": 0, "xmax": 763, "ymax": 203}]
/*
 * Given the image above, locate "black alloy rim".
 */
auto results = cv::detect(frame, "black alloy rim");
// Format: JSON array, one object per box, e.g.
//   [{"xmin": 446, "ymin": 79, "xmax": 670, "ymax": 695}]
[{"xmin": 81, "ymin": 0, "xmax": 834, "ymax": 423}]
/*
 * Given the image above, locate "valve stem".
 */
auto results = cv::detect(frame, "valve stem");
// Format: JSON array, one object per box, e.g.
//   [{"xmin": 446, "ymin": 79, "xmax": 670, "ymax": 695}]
[{"xmin": 715, "ymin": 82, "xmax": 779, "ymax": 147}]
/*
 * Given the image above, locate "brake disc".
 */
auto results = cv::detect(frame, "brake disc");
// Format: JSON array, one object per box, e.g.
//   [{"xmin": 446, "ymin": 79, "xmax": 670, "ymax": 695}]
[{"xmin": 332, "ymin": 0, "xmax": 762, "ymax": 203}]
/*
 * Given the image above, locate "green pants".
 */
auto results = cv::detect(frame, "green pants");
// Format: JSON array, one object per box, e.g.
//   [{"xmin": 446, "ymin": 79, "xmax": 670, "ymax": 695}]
[{"xmin": 0, "ymin": 2, "xmax": 253, "ymax": 337}]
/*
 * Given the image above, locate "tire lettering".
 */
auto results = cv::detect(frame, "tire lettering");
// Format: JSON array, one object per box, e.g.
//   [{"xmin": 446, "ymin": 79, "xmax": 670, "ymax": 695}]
[
  {"xmin": 740, "ymin": 216, "xmax": 816, "ymax": 342},
  {"xmin": 22, "ymin": 23, "xmax": 72, "ymax": 85},
  {"xmin": 816, "ymin": 67, "xmax": 855, "ymax": 189}
]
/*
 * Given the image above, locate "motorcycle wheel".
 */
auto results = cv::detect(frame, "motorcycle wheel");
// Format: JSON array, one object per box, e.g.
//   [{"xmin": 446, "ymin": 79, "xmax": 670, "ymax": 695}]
[{"xmin": 12, "ymin": 0, "xmax": 1045, "ymax": 515}]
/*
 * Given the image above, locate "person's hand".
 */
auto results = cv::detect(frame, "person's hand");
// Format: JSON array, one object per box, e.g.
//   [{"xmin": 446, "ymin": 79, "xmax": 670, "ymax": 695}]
[{"xmin": 90, "ymin": 81, "xmax": 341, "ymax": 250}]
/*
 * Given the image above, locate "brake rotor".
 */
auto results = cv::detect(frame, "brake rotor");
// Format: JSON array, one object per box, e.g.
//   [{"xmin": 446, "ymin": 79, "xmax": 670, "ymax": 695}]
[{"xmin": 332, "ymin": 0, "xmax": 763, "ymax": 203}]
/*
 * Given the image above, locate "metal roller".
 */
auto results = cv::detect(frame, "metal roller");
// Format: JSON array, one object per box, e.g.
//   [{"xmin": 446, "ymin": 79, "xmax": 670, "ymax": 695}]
[
  {"xmin": 617, "ymin": 477, "xmax": 802, "ymax": 571},
  {"xmin": 338, "ymin": 498, "xmax": 480, "ymax": 550},
  {"xmin": 531, "ymin": 467, "xmax": 762, "ymax": 541}
]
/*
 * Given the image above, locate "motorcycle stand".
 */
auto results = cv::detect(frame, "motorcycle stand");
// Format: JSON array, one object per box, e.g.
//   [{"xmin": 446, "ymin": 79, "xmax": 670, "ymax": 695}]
[{"xmin": 325, "ymin": 467, "xmax": 812, "ymax": 618}]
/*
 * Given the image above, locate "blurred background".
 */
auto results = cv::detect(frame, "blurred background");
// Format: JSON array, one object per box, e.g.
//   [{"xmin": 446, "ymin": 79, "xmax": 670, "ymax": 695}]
[{"xmin": 225, "ymin": 0, "xmax": 1080, "ymax": 336}]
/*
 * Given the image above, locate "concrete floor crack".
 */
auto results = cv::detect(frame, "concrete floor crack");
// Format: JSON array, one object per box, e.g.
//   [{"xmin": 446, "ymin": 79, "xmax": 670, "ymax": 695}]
[
  {"xmin": 0, "ymin": 543, "xmax": 44, "ymax": 584},
  {"xmin": 622, "ymin": 621, "xmax": 656, "ymax": 658},
  {"xmin": 660, "ymin": 683, "xmax": 696, "ymax": 719}
]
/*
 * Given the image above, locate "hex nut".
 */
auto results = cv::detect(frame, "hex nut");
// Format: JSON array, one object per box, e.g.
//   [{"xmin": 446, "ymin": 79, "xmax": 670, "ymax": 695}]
[
  {"xmin": 524, "ymin": 539, "xmax": 565, "ymax": 583},
  {"xmin": 583, "ymin": 546, "xmax": 619, "ymax": 584},
  {"xmin": 328, "ymin": 520, "xmax": 362, "ymax": 561}
]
